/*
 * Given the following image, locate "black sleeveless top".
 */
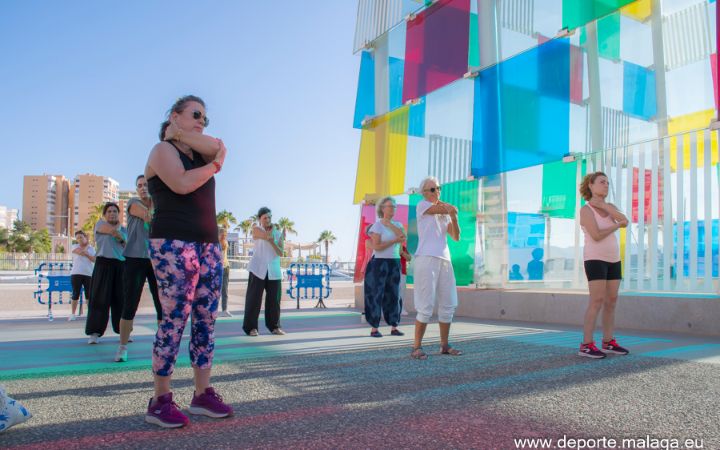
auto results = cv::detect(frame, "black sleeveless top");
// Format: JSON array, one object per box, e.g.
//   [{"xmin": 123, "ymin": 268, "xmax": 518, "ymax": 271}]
[{"xmin": 148, "ymin": 141, "xmax": 219, "ymax": 243}]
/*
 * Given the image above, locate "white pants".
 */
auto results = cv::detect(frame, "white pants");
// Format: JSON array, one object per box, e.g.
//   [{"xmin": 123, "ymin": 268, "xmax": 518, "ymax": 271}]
[{"xmin": 413, "ymin": 256, "xmax": 458, "ymax": 323}]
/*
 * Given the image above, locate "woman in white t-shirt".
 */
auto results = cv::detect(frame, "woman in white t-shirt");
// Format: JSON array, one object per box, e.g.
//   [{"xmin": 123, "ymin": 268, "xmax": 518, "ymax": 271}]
[
  {"xmin": 69, "ymin": 230, "xmax": 96, "ymax": 321},
  {"xmin": 364, "ymin": 196, "xmax": 407, "ymax": 338},
  {"xmin": 411, "ymin": 176, "xmax": 462, "ymax": 360}
]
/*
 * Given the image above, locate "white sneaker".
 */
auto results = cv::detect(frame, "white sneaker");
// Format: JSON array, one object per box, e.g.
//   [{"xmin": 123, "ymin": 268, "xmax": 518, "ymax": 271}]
[
  {"xmin": 114, "ymin": 346, "xmax": 128, "ymax": 362},
  {"xmin": 0, "ymin": 386, "xmax": 32, "ymax": 433},
  {"xmin": 68, "ymin": 314, "xmax": 77, "ymax": 322},
  {"xmin": 88, "ymin": 334, "xmax": 100, "ymax": 345},
  {"xmin": 219, "ymin": 311, "xmax": 232, "ymax": 318}
]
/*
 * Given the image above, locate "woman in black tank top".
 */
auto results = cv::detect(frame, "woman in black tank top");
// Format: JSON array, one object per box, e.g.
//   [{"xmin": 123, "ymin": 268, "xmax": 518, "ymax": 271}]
[{"xmin": 142, "ymin": 95, "xmax": 233, "ymax": 428}]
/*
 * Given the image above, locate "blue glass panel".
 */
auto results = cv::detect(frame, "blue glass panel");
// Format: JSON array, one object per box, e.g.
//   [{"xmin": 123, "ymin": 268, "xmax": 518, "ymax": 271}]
[
  {"xmin": 623, "ymin": 61, "xmax": 657, "ymax": 121},
  {"xmin": 508, "ymin": 212, "xmax": 546, "ymax": 281},
  {"xmin": 471, "ymin": 38, "xmax": 570, "ymax": 178},
  {"xmin": 389, "ymin": 57, "xmax": 405, "ymax": 111},
  {"xmin": 353, "ymin": 51, "xmax": 376, "ymax": 129},
  {"xmin": 408, "ymin": 97, "xmax": 426, "ymax": 137},
  {"xmin": 674, "ymin": 220, "xmax": 719, "ymax": 278}
]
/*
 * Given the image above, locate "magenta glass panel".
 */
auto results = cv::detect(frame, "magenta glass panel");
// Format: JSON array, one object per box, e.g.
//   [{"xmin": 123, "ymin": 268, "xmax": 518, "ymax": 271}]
[
  {"xmin": 712, "ymin": 53, "xmax": 718, "ymax": 110},
  {"xmin": 402, "ymin": 0, "xmax": 471, "ymax": 103}
]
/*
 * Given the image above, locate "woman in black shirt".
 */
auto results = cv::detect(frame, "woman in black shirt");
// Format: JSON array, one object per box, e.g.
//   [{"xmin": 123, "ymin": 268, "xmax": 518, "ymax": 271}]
[{"xmin": 143, "ymin": 95, "xmax": 232, "ymax": 428}]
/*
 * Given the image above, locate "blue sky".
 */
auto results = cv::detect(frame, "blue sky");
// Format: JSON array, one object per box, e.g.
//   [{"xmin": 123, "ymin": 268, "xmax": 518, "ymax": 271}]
[{"xmin": 0, "ymin": 0, "xmax": 362, "ymax": 260}]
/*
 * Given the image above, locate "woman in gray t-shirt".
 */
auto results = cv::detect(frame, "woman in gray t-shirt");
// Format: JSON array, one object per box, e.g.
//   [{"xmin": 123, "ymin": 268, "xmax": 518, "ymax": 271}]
[
  {"xmin": 85, "ymin": 202, "xmax": 126, "ymax": 344},
  {"xmin": 115, "ymin": 175, "xmax": 161, "ymax": 363}
]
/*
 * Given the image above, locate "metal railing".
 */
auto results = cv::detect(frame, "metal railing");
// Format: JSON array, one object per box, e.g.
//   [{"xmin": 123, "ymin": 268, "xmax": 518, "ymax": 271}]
[
  {"xmin": 487, "ymin": 127, "xmax": 720, "ymax": 295},
  {"xmin": 0, "ymin": 253, "xmax": 70, "ymax": 271},
  {"xmin": 0, "ymin": 253, "xmax": 357, "ymax": 274}
]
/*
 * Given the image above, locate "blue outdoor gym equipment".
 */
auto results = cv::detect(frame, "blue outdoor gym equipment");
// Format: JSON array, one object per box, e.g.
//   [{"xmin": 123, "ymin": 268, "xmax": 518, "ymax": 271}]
[
  {"xmin": 33, "ymin": 262, "xmax": 83, "ymax": 321},
  {"xmin": 286, "ymin": 263, "xmax": 332, "ymax": 309}
]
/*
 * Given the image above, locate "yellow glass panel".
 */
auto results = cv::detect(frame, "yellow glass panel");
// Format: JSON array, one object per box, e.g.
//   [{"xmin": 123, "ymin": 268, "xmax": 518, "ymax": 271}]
[
  {"xmin": 669, "ymin": 109, "xmax": 718, "ymax": 171},
  {"xmin": 621, "ymin": 0, "xmax": 651, "ymax": 22},
  {"xmin": 353, "ymin": 107, "xmax": 409, "ymax": 203}
]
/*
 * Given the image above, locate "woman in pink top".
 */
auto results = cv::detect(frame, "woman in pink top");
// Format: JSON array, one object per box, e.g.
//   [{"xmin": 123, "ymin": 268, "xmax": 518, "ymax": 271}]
[{"xmin": 578, "ymin": 172, "xmax": 630, "ymax": 359}]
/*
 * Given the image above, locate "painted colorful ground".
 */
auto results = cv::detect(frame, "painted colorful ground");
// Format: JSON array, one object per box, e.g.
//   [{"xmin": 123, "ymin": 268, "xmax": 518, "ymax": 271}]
[{"xmin": 1, "ymin": 310, "xmax": 719, "ymax": 449}]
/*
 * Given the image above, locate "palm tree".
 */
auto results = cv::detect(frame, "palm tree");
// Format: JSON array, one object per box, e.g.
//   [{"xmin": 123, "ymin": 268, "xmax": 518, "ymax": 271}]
[
  {"xmin": 81, "ymin": 203, "xmax": 105, "ymax": 242},
  {"xmin": 234, "ymin": 219, "xmax": 253, "ymax": 256},
  {"xmin": 216, "ymin": 210, "xmax": 237, "ymax": 230},
  {"xmin": 276, "ymin": 217, "xmax": 297, "ymax": 239},
  {"xmin": 317, "ymin": 230, "xmax": 337, "ymax": 263}
]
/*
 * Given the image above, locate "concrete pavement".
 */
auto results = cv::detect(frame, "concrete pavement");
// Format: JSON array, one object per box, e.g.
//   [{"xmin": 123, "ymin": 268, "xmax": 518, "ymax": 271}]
[
  {"xmin": 1, "ymin": 308, "xmax": 719, "ymax": 449},
  {"xmin": 0, "ymin": 280, "xmax": 356, "ymax": 319}
]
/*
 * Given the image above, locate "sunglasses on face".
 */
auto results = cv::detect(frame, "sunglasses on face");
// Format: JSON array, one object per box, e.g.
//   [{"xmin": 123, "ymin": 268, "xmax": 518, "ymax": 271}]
[
  {"xmin": 192, "ymin": 110, "xmax": 209, "ymax": 127},
  {"xmin": 424, "ymin": 186, "xmax": 441, "ymax": 193}
]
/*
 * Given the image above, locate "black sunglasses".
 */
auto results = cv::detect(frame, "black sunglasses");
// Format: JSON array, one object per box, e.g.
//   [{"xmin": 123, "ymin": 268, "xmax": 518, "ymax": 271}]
[
  {"xmin": 424, "ymin": 186, "xmax": 442, "ymax": 193},
  {"xmin": 192, "ymin": 110, "xmax": 209, "ymax": 127}
]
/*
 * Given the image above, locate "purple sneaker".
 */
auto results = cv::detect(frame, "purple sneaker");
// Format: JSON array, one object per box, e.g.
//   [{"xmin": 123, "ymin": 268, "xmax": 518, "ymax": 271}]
[
  {"xmin": 145, "ymin": 393, "xmax": 189, "ymax": 428},
  {"xmin": 188, "ymin": 387, "xmax": 233, "ymax": 418}
]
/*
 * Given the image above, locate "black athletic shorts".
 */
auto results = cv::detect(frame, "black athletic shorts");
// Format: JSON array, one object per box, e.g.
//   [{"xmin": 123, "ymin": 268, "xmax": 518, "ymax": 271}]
[
  {"xmin": 584, "ymin": 260, "xmax": 622, "ymax": 282},
  {"xmin": 71, "ymin": 274, "xmax": 91, "ymax": 301}
]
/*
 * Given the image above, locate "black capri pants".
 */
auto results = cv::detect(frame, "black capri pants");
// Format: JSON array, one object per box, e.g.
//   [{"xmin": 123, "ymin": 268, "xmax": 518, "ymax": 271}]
[
  {"xmin": 122, "ymin": 256, "xmax": 161, "ymax": 321},
  {"xmin": 85, "ymin": 256, "xmax": 124, "ymax": 337},
  {"xmin": 243, "ymin": 272, "xmax": 282, "ymax": 334}
]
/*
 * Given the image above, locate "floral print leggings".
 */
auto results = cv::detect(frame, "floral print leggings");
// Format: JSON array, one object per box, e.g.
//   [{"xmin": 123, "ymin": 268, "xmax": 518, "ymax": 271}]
[{"xmin": 149, "ymin": 239, "xmax": 223, "ymax": 377}]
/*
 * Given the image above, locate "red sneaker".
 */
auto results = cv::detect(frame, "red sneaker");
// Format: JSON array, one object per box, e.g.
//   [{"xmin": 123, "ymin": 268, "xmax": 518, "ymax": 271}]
[
  {"xmin": 188, "ymin": 387, "xmax": 233, "ymax": 418},
  {"xmin": 578, "ymin": 341, "xmax": 606, "ymax": 359},
  {"xmin": 145, "ymin": 393, "xmax": 189, "ymax": 428},
  {"xmin": 602, "ymin": 338, "xmax": 630, "ymax": 355}
]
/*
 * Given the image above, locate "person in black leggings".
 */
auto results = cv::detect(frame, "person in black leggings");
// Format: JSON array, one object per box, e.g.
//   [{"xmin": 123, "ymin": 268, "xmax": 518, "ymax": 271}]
[{"xmin": 115, "ymin": 174, "xmax": 161, "ymax": 362}]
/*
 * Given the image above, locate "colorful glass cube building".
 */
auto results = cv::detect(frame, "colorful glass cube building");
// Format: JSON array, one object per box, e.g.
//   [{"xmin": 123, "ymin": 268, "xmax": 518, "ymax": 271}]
[{"xmin": 352, "ymin": 0, "xmax": 720, "ymax": 295}]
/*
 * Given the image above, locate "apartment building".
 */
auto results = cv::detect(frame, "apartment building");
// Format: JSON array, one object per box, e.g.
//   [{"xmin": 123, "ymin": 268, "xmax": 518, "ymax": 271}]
[
  {"xmin": 0, "ymin": 205, "xmax": 19, "ymax": 229},
  {"xmin": 118, "ymin": 190, "xmax": 136, "ymax": 226},
  {"xmin": 22, "ymin": 175, "xmax": 70, "ymax": 234},
  {"xmin": 71, "ymin": 174, "xmax": 119, "ymax": 234}
]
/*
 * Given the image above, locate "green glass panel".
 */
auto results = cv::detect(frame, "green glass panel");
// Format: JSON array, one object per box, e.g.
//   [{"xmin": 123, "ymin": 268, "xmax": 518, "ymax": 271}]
[
  {"xmin": 443, "ymin": 179, "xmax": 478, "ymax": 286},
  {"xmin": 468, "ymin": 12, "xmax": 479, "ymax": 68},
  {"xmin": 541, "ymin": 159, "xmax": 586, "ymax": 219},
  {"xmin": 563, "ymin": 0, "xmax": 635, "ymax": 31},
  {"xmin": 407, "ymin": 181, "xmax": 477, "ymax": 285},
  {"xmin": 579, "ymin": 12, "xmax": 621, "ymax": 61},
  {"xmin": 406, "ymin": 193, "xmax": 422, "ymax": 284}
]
